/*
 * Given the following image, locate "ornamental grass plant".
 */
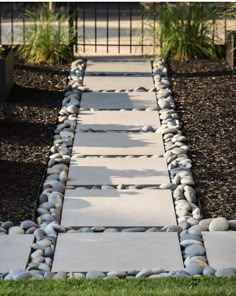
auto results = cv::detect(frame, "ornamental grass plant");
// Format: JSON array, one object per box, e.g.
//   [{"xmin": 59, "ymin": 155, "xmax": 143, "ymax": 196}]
[
  {"xmin": 16, "ymin": 4, "xmax": 74, "ymax": 64},
  {"xmin": 144, "ymin": 3, "xmax": 222, "ymax": 61}
]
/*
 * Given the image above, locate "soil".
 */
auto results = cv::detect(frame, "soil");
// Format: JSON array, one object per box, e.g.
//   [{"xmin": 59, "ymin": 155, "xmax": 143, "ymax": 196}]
[
  {"xmin": 0, "ymin": 63, "xmax": 69, "ymax": 223},
  {"xmin": 169, "ymin": 59, "xmax": 236, "ymax": 220}
]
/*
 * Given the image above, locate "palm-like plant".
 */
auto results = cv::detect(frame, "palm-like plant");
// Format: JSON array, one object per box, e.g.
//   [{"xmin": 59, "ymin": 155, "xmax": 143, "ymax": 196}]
[{"xmin": 17, "ymin": 4, "xmax": 74, "ymax": 64}]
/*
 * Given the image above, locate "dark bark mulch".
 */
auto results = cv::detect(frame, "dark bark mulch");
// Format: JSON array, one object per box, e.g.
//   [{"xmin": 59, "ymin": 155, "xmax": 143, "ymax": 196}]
[
  {"xmin": 0, "ymin": 64, "xmax": 69, "ymax": 223},
  {"xmin": 169, "ymin": 59, "xmax": 236, "ymax": 220}
]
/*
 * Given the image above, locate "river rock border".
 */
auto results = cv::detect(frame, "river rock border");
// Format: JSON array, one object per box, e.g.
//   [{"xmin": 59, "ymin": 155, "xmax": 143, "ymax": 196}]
[{"xmin": 0, "ymin": 57, "xmax": 235, "ymax": 280}]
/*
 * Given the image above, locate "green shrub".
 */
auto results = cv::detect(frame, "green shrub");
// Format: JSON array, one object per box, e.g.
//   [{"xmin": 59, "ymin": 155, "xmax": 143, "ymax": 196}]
[
  {"xmin": 144, "ymin": 3, "xmax": 222, "ymax": 61},
  {"xmin": 16, "ymin": 4, "xmax": 74, "ymax": 64}
]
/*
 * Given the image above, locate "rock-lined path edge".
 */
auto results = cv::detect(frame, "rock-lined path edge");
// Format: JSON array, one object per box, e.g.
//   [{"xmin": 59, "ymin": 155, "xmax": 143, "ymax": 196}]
[{"xmin": 0, "ymin": 57, "xmax": 235, "ymax": 280}]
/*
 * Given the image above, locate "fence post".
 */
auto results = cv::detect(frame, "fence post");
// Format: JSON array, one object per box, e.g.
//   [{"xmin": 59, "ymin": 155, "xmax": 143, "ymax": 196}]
[{"xmin": 68, "ymin": 2, "xmax": 75, "ymax": 55}]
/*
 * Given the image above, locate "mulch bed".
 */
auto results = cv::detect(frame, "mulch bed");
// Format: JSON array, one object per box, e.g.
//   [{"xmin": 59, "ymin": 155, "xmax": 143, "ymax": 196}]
[
  {"xmin": 169, "ymin": 59, "xmax": 236, "ymax": 220},
  {"xmin": 0, "ymin": 64, "xmax": 69, "ymax": 223},
  {"xmin": 0, "ymin": 59, "xmax": 235, "ymax": 223}
]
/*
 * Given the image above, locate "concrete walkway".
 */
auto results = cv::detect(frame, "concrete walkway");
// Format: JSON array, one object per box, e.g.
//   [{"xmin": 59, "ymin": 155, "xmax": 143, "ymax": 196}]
[
  {"xmin": 1, "ymin": 57, "xmax": 235, "ymax": 277},
  {"xmin": 52, "ymin": 57, "xmax": 184, "ymax": 272}
]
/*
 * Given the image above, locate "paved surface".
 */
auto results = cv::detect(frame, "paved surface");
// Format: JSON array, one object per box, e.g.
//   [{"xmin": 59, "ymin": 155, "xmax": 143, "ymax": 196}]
[
  {"xmin": 52, "ymin": 57, "xmax": 185, "ymax": 271},
  {"xmin": 72, "ymin": 132, "xmax": 165, "ymax": 156},
  {"xmin": 202, "ymin": 232, "xmax": 236, "ymax": 269},
  {"xmin": 0, "ymin": 235, "xmax": 34, "ymax": 273},
  {"xmin": 61, "ymin": 189, "xmax": 177, "ymax": 227},
  {"xmin": 67, "ymin": 158, "xmax": 169, "ymax": 186},
  {"xmin": 80, "ymin": 92, "xmax": 157, "ymax": 110},
  {"xmin": 76, "ymin": 111, "xmax": 160, "ymax": 131},
  {"xmin": 52, "ymin": 233, "xmax": 183, "ymax": 272}
]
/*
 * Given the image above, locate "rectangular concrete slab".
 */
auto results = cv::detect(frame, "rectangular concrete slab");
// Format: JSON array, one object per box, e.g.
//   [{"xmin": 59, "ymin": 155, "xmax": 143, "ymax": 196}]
[
  {"xmin": 72, "ymin": 132, "xmax": 165, "ymax": 156},
  {"xmin": 67, "ymin": 158, "xmax": 169, "ymax": 186},
  {"xmin": 80, "ymin": 92, "xmax": 157, "ymax": 110},
  {"xmin": 77, "ymin": 111, "xmax": 160, "ymax": 131},
  {"xmin": 83, "ymin": 76, "xmax": 154, "ymax": 91},
  {"xmin": 61, "ymin": 189, "xmax": 176, "ymax": 227},
  {"xmin": 202, "ymin": 232, "xmax": 236, "ymax": 269},
  {"xmin": 52, "ymin": 232, "xmax": 183, "ymax": 272},
  {"xmin": 0, "ymin": 235, "xmax": 34, "ymax": 273},
  {"xmin": 85, "ymin": 61, "xmax": 152, "ymax": 76}
]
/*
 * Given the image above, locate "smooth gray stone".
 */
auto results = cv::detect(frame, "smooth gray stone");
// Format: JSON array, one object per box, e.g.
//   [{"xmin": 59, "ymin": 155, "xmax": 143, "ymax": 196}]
[
  {"xmin": 74, "ymin": 272, "xmax": 86, "ymax": 279},
  {"xmin": 13, "ymin": 271, "xmax": 32, "ymax": 280},
  {"xmin": 121, "ymin": 228, "xmax": 145, "ymax": 232},
  {"xmin": 136, "ymin": 269, "xmax": 153, "ymax": 278},
  {"xmin": 86, "ymin": 271, "xmax": 106, "ymax": 279},
  {"xmin": 31, "ymin": 249, "xmax": 43, "ymax": 259},
  {"xmin": 53, "ymin": 271, "xmax": 67, "ymax": 279},
  {"xmin": 199, "ymin": 219, "xmax": 214, "ymax": 231},
  {"xmin": 184, "ymin": 262, "xmax": 203, "ymax": 275},
  {"xmin": 104, "ymin": 228, "xmax": 119, "ymax": 233},
  {"xmin": 215, "ymin": 268, "xmax": 236, "ymax": 277},
  {"xmin": 20, "ymin": 220, "xmax": 38, "ymax": 230},
  {"xmin": 34, "ymin": 229, "xmax": 46, "ymax": 241},
  {"xmin": 44, "ymin": 271, "xmax": 56, "ymax": 279},
  {"xmin": 0, "ymin": 227, "xmax": 7, "ymax": 234},
  {"xmin": 1, "ymin": 221, "xmax": 14, "ymax": 231},
  {"xmin": 79, "ymin": 227, "xmax": 93, "ymax": 233},
  {"xmin": 38, "ymin": 263, "xmax": 50, "ymax": 272},
  {"xmin": 161, "ymin": 225, "xmax": 182, "ymax": 233},
  {"xmin": 209, "ymin": 217, "xmax": 229, "ymax": 231},
  {"xmin": 178, "ymin": 221, "xmax": 190, "ymax": 230},
  {"xmin": 158, "ymin": 99, "xmax": 170, "ymax": 109},
  {"xmin": 180, "ymin": 239, "xmax": 203, "ymax": 247},
  {"xmin": 44, "ymin": 247, "xmax": 54, "ymax": 259},
  {"xmin": 185, "ymin": 245, "xmax": 206, "ymax": 257},
  {"xmin": 229, "ymin": 220, "xmax": 236, "ymax": 230},
  {"xmin": 180, "ymin": 233, "xmax": 202, "ymax": 242},
  {"xmin": 188, "ymin": 225, "xmax": 203, "ymax": 236},
  {"xmin": 203, "ymin": 267, "xmax": 216, "ymax": 276},
  {"xmin": 107, "ymin": 271, "xmax": 126, "ymax": 278}
]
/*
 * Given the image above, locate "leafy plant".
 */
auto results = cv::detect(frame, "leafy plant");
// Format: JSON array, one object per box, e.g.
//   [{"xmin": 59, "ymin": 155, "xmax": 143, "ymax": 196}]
[
  {"xmin": 16, "ymin": 4, "xmax": 75, "ymax": 64},
  {"xmin": 144, "ymin": 3, "xmax": 222, "ymax": 61}
]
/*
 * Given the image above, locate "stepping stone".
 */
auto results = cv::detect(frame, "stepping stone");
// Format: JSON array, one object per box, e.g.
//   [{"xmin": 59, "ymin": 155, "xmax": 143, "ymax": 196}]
[
  {"xmin": 202, "ymin": 232, "xmax": 236, "ymax": 269},
  {"xmin": 61, "ymin": 189, "xmax": 176, "ymax": 227},
  {"xmin": 83, "ymin": 76, "xmax": 154, "ymax": 91},
  {"xmin": 73, "ymin": 132, "xmax": 165, "ymax": 156},
  {"xmin": 85, "ymin": 61, "xmax": 152, "ymax": 76},
  {"xmin": 52, "ymin": 233, "xmax": 183, "ymax": 272},
  {"xmin": 0, "ymin": 235, "xmax": 34, "ymax": 273},
  {"xmin": 76, "ymin": 111, "xmax": 160, "ymax": 131},
  {"xmin": 80, "ymin": 92, "xmax": 157, "ymax": 110},
  {"xmin": 67, "ymin": 158, "xmax": 169, "ymax": 186}
]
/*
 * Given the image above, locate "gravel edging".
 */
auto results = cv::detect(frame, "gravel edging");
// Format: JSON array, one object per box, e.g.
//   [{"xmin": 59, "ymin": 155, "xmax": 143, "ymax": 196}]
[{"xmin": 0, "ymin": 57, "xmax": 235, "ymax": 280}]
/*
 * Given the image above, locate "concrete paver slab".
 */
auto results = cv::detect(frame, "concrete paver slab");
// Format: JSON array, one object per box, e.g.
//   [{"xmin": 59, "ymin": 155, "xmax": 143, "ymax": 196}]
[
  {"xmin": 202, "ymin": 232, "xmax": 236, "ymax": 269},
  {"xmin": 80, "ymin": 92, "xmax": 157, "ymax": 110},
  {"xmin": 77, "ymin": 111, "xmax": 160, "ymax": 131},
  {"xmin": 67, "ymin": 158, "xmax": 169, "ymax": 185},
  {"xmin": 85, "ymin": 61, "xmax": 152, "ymax": 75},
  {"xmin": 52, "ymin": 232, "xmax": 183, "ymax": 272},
  {"xmin": 61, "ymin": 189, "xmax": 176, "ymax": 227},
  {"xmin": 83, "ymin": 76, "xmax": 154, "ymax": 91},
  {"xmin": 0, "ymin": 235, "xmax": 34, "ymax": 273},
  {"xmin": 72, "ymin": 132, "xmax": 165, "ymax": 156}
]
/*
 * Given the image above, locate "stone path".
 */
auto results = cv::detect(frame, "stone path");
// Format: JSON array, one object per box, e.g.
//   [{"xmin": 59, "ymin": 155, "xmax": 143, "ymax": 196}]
[
  {"xmin": 53, "ymin": 57, "xmax": 184, "ymax": 272},
  {"xmin": 0, "ymin": 57, "xmax": 235, "ymax": 278}
]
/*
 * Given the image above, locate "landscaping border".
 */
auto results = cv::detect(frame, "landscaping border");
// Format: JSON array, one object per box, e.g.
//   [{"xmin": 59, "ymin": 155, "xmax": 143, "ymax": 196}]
[{"xmin": 0, "ymin": 57, "xmax": 235, "ymax": 280}]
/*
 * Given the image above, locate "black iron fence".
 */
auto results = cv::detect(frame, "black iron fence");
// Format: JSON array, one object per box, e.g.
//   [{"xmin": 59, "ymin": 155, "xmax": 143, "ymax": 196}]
[{"xmin": 0, "ymin": 2, "xmax": 235, "ymax": 56}]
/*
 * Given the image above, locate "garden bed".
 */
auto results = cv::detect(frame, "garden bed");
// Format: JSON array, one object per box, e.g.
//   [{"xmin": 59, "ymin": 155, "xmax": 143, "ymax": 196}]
[
  {"xmin": 0, "ymin": 63, "xmax": 69, "ymax": 223},
  {"xmin": 169, "ymin": 59, "xmax": 236, "ymax": 220}
]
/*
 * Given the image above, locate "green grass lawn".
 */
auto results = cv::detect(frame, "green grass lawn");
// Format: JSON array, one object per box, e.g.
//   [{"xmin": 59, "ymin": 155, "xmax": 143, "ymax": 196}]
[{"xmin": 0, "ymin": 277, "xmax": 236, "ymax": 296}]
